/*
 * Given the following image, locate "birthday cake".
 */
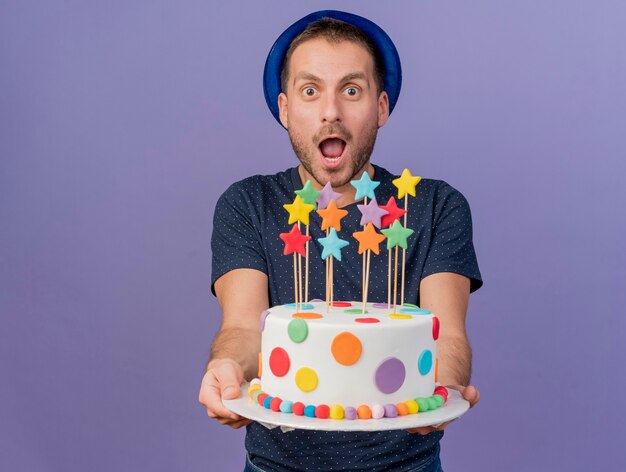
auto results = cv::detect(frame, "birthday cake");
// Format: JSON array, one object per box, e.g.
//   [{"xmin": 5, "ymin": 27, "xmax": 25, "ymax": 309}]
[
  {"xmin": 248, "ymin": 301, "xmax": 447, "ymax": 420},
  {"xmin": 245, "ymin": 170, "xmax": 448, "ymax": 420}
]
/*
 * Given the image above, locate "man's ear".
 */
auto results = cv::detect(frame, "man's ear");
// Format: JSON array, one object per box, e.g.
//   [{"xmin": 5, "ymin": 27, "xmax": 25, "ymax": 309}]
[
  {"xmin": 377, "ymin": 91, "xmax": 390, "ymax": 128},
  {"xmin": 278, "ymin": 92, "xmax": 289, "ymax": 129}
]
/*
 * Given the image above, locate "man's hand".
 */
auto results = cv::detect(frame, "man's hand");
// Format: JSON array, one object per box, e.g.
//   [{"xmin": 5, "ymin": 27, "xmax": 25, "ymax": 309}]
[
  {"xmin": 198, "ymin": 358, "xmax": 252, "ymax": 429},
  {"xmin": 406, "ymin": 384, "xmax": 480, "ymax": 435}
]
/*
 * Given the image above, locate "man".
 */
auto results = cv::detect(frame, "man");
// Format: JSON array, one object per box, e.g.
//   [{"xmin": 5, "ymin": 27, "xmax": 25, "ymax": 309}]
[{"xmin": 199, "ymin": 10, "xmax": 482, "ymax": 472}]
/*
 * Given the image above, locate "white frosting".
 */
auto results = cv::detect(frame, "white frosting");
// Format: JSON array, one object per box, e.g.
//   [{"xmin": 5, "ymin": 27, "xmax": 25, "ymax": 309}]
[{"xmin": 261, "ymin": 302, "xmax": 437, "ymax": 407}]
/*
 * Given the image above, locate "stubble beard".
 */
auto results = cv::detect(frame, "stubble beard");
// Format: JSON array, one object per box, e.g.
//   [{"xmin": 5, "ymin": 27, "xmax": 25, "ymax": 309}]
[{"xmin": 288, "ymin": 123, "xmax": 379, "ymax": 188}]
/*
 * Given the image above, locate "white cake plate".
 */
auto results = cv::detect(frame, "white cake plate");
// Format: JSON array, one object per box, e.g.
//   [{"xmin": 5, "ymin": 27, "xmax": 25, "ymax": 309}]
[{"xmin": 223, "ymin": 383, "xmax": 470, "ymax": 432}]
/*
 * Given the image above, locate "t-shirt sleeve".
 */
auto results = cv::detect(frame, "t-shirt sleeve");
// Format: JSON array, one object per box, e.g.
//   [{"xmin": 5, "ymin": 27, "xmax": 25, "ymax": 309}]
[
  {"xmin": 421, "ymin": 182, "xmax": 483, "ymax": 292},
  {"xmin": 210, "ymin": 182, "xmax": 268, "ymax": 295}
]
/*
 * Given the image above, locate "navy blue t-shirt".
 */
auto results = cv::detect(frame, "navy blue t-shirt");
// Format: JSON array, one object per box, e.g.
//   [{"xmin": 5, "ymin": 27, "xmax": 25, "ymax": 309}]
[{"xmin": 211, "ymin": 165, "xmax": 482, "ymax": 472}]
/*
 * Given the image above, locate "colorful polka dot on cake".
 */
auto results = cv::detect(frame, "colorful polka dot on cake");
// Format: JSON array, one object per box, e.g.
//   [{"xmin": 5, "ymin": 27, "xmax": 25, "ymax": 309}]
[
  {"xmin": 432, "ymin": 316, "xmax": 440, "ymax": 340},
  {"xmin": 331, "ymin": 332, "xmax": 362, "ymax": 366},
  {"xmin": 269, "ymin": 347, "xmax": 290, "ymax": 377},
  {"xmin": 287, "ymin": 318, "xmax": 308, "ymax": 343},
  {"xmin": 375, "ymin": 357, "xmax": 406, "ymax": 394},
  {"xmin": 259, "ymin": 310, "xmax": 270, "ymax": 331},
  {"xmin": 332, "ymin": 301, "xmax": 352, "ymax": 307},
  {"xmin": 418, "ymin": 349, "xmax": 433, "ymax": 375},
  {"xmin": 292, "ymin": 312, "xmax": 324, "ymax": 319},
  {"xmin": 295, "ymin": 367, "xmax": 318, "ymax": 392}
]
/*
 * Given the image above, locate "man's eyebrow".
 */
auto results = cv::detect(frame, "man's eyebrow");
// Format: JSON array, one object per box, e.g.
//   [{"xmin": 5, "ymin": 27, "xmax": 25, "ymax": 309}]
[
  {"xmin": 340, "ymin": 72, "xmax": 368, "ymax": 83},
  {"xmin": 293, "ymin": 72, "xmax": 321, "ymax": 84},
  {"xmin": 292, "ymin": 72, "xmax": 369, "ymax": 84}
]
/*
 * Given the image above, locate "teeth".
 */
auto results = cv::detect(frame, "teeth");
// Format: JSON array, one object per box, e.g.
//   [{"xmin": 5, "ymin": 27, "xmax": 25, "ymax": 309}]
[{"xmin": 324, "ymin": 157, "xmax": 340, "ymax": 162}]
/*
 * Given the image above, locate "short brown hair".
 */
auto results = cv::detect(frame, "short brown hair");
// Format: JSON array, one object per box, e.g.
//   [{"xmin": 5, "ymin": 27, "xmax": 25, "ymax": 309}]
[{"xmin": 280, "ymin": 17, "xmax": 385, "ymax": 95}]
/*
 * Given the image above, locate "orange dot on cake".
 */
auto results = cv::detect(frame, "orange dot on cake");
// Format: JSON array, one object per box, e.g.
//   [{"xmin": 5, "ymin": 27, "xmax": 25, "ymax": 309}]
[
  {"xmin": 331, "ymin": 332, "xmax": 362, "ymax": 366},
  {"xmin": 292, "ymin": 312, "xmax": 324, "ymax": 319}
]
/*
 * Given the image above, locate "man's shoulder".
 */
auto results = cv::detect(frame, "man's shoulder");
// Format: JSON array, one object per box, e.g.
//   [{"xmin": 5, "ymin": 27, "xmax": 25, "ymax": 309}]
[{"xmin": 218, "ymin": 167, "xmax": 297, "ymax": 203}]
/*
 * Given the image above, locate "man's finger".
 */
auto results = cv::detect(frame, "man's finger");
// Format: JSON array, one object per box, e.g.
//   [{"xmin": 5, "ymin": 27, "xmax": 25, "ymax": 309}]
[
  {"xmin": 446, "ymin": 384, "xmax": 480, "ymax": 407},
  {"xmin": 200, "ymin": 371, "xmax": 239, "ymax": 420},
  {"xmin": 213, "ymin": 361, "xmax": 244, "ymax": 400},
  {"xmin": 406, "ymin": 426, "xmax": 436, "ymax": 435}
]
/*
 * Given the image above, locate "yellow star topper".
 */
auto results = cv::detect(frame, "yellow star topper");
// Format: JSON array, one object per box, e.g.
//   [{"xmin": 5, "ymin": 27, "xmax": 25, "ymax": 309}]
[
  {"xmin": 283, "ymin": 195, "xmax": 315, "ymax": 225},
  {"xmin": 392, "ymin": 168, "xmax": 422, "ymax": 199}
]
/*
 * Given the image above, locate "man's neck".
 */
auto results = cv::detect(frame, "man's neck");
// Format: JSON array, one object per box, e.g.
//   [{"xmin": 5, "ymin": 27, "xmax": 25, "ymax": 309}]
[{"xmin": 297, "ymin": 163, "xmax": 375, "ymax": 207}]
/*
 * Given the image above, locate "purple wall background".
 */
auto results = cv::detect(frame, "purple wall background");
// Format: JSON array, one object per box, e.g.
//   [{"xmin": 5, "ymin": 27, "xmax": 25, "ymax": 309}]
[{"xmin": 2, "ymin": 1, "xmax": 625, "ymax": 470}]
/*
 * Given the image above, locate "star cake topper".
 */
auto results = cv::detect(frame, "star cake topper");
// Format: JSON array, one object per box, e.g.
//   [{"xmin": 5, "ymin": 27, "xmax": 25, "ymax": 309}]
[
  {"xmin": 392, "ymin": 168, "xmax": 422, "ymax": 199},
  {"xmin": 351, "ymin": 172, "xmax": 380, "ymax": 201},
  {"xmin": 283, "ymin": 195, "xmax": 315, "ymax": 225},
  {"xmin": 353, "ymin": 223, "xmax": 387, "ymax": 255},
  {"xmin": 295, "ymin": 180, "xmax": 320, "ymax": 209},
  {"xmin": 356, "ymin": 197, "xmax": 388, "ymax": 229},
  {"xmin": 379, "ymin": 196, "xmax": 407, "ymax": 228},
  {"xmin": 317, "ymin": 182, "xmax": 343, "ymax": 210},
  {"xmin": 381, "ymin": 220, "xmax": 414, "ymax": 250},
  {"xmin": 317, "ymin": 199, "xmax": 348, "ymax": 232},
  {"xmin": 318, "ymin": 228, "xmax": 349, "ymax": 261},
  {"xmin": 279, "ymin": 224, "xmax": 312, "ymax": 256}
]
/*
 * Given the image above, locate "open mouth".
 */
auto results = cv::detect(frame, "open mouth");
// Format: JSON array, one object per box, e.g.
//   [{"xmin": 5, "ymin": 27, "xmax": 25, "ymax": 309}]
[{"xmin": 319, "ymin": 138, "xmax": 346, "ymax": 165}]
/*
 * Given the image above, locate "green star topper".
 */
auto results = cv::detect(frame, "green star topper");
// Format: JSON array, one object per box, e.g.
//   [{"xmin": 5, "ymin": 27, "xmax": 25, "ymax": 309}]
[{"xmin": 381, "ymin": 220, "xmax": 414, "ymax": 250}]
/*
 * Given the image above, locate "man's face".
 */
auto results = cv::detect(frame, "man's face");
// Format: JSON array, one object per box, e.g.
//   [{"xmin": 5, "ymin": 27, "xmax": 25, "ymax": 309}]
[{"xmin": 278, "ymin": 38, "xmax": 389, "ymax": 190}]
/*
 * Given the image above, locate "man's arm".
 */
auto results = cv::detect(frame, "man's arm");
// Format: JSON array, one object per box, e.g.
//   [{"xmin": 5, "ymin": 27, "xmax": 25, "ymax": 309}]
[
  {"xmin": 198, "ymin": 268, "xmax": 269, "ymax": 428},
  {"xmin": 408, "ymin": 271, "xmax": 480, "ymax": 434}
]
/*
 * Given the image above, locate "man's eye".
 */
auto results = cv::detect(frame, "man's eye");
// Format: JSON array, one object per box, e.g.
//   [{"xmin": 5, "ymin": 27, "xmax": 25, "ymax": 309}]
[
  {"xmin": 346, "ymin": 87, "xmax": 359, "ymax": 96},
  {"xmin": 304, "ymin": 87, "xmax": 316, "ymax": 96}
]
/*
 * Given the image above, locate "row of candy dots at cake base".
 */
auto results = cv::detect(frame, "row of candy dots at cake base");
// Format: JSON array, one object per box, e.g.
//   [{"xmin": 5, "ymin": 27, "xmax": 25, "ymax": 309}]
[{"xmin": 246, "ymin": 380, "xmax": 449, "ymax": 420}]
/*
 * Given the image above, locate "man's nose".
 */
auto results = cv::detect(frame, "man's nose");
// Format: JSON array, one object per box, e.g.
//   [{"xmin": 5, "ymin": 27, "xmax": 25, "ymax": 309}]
[{"xmin": 320, "ymin": 93, "xmax": 342, "ymax": 123}]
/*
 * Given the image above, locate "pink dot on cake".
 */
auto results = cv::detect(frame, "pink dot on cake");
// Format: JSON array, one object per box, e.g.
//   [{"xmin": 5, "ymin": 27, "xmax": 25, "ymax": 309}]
[
  {"xmin": 375, "ymin": 357, "xmax": 406, "ymax": 394},
  {"xmin": 269, "ymin": 347, "xmax": 290, "ymax": 377}
]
